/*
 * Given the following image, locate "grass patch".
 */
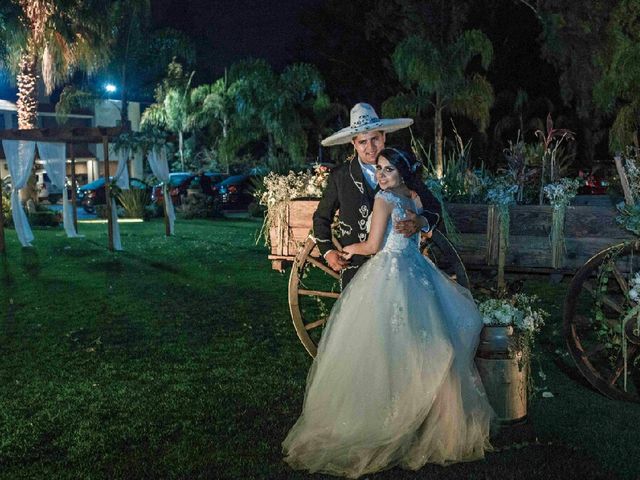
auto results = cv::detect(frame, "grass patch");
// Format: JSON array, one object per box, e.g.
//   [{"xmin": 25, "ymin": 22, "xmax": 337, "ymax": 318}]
[{"xmin": 0, "ymin": 220, "xmax": 637, "ymax": 479}]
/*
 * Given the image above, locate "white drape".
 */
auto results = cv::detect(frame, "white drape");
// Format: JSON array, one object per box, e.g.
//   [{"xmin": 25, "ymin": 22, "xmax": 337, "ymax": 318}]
[
  {"xmin": 2, "ymin": 140, "xmax": 36, "ymax": 246},
  {"xmin": 147, "ymin": 147, "xmax": 175, "ymax": 235},
  {"xmin": 36, "ymin": 142, "xmax": 81, "ymax": 238},
  {"xmin": 110, "ymin": 148, "xmax": 131, "ymax": 251}
]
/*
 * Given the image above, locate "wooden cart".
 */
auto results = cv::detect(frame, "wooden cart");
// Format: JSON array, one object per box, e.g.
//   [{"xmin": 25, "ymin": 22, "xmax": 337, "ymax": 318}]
[{"xmin": 270, "ymin": 198, "xmax": 640, "ymax": 402}]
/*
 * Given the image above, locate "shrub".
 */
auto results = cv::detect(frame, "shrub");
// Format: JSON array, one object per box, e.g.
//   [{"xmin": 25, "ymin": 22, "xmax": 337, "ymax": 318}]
[
  {"xmin": 248, "ymin": 201, "xmax": 265, "ymax": 218},
  {"xmin": 178, "ymin": 192, "xmax": 222, "ymax": 219},
  {"xmin": 1, "ymin": 188, "xmax": 11, "ymax": 227},
  {"xmin": 28, "ymin": 210, "xmax": 61, "ymax": 227},
  {"xmin": 144, "ymin": 203, "xmax": 164, "ymax": 220},
  {"xmin": 95, "ymin": 204, "xmax": 124, "ymax": 219},
  {"xmin": 118, "ymin": 189, "xmax": 150, "ymax": 219}
]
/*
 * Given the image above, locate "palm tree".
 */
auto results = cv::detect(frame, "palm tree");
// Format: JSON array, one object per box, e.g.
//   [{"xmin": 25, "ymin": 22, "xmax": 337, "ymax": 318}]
[
  {"xmin": 228, "ymin": 59, "xmax": 331, "ymax": 170},
  {"xmin": 190, "ymin": 72, "xmax": 236, "ymax": 173},
  {"xmin": 594, "ymin": 0, "xmax": 640, "ymax": 152},
  {"xmin": 383, "ymin": 30, "xmax": 494, "ymax": 178},
  {"xmin": 141, "ymin": 60, "xmax": 195, "ymax": 171},
  {"xmin": 0, "ymin": 0, "xmax": 111, "ymax": 129}
]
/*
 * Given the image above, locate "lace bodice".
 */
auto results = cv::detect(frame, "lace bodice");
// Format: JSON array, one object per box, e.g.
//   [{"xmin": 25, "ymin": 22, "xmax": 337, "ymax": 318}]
[{"xmin": 376, "ymin": 190, "xmax": 421, "ymax": 253}]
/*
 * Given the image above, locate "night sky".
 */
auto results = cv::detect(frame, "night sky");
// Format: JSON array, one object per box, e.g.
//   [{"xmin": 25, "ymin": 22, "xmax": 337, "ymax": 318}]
[{"xmin": 152, "ymin": 0, "xmax": 323, "ymax": 80}]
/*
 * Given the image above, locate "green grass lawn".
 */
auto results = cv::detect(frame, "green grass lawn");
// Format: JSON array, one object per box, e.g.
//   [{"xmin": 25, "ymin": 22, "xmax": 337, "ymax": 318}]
[{"xmin": 0, "ymin": 219, "xmax": 639, "ymax": 479}]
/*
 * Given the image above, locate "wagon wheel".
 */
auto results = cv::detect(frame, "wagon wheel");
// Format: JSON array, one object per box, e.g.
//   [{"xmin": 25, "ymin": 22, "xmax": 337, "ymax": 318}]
[
  {"xmin": 563, "ymin": 240, "xmax": 640, "ymax": 402},
  {"xmin": 289, "ymin": 229, "xmax": 469, "ymax": 357}
]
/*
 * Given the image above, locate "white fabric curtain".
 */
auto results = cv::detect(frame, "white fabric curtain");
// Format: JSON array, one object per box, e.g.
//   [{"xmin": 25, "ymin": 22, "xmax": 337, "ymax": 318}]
[
  {"xmin": 110, "ymin": 147, "xmax": 131, "ymax": 251},
  {"xmin": 147, "ymin": 146, "xmax": 175, "ymax": 235},
  {"xmin": 2, "ymin": 140, "xmax": 36, "ymax": 246},
  {"xmin": 36, "ymin": 142, "xmax": 81, "ymax": 238}
]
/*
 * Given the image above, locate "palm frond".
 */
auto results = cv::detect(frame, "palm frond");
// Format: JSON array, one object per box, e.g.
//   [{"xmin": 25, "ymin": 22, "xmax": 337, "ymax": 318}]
[
  {"xmin": 450, "ymin": 74, "xmax": 495, "ymax": 132},
  {"xmin": 610, "ymin": 103, "xmax": 640, "ymax": 152},
  {"xmin": 392, "ymin": 35, "xmax": 442, "ymax": 93}
]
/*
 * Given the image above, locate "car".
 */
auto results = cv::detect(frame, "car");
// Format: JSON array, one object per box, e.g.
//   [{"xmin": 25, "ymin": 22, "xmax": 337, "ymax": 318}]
[
  {"xmin": 578, "ymin": 170, "xmax": 609, "ymax": 195},
  {"xmin": 216, "ymin": 174, "xmax": 258, "ymax": 209},
  {"xmin": 36, "ymin": 171, "xmax": 65, "ymax": 203},
  {"xmin": 151, "ymin": 172, "xmax": 228, "ymax": 205},
  {"xmin": 2, "ymin": 172, "xmax": 65, "ymax": 203},
  {"xmin": 78, "ymin": 177, "xmax": 149, "ymax": 213}
]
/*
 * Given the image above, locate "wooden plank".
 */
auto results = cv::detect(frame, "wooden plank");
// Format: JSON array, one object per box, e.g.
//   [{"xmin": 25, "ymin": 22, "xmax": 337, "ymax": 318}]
[
  {"xmin": 509, "ymin": 205, "xmax": 552, "ymax": 236},
  {"xmin": 446, "ymin": 204, "xmax": 489, "ymax": 233},
  {"xmin": 288, "ymin": 200, "xmax": 317, "ymax": 228},
  {"xmin": 103, "ymin": 137, "xmax": 114, "ymax": 251},
  {"xmin": 0, "ymin": 126, "xmax": 124, "ymax": 143},
  {"xmin": 565, "ymin": 206, "xmax": 632, "ymax": 238},
  {"xmin": 0, "ymin": 175, "xmax": 4, "ymax": 253},
  {"xmin": 69, "ymin": 144, "xmax": 78, "ymax": 233}
]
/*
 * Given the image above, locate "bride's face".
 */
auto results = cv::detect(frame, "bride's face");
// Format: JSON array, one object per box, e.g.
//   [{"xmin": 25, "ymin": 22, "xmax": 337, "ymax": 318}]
[{"xmin": 376, "ymin": 156, "xmax": 402, "ymax": 190}]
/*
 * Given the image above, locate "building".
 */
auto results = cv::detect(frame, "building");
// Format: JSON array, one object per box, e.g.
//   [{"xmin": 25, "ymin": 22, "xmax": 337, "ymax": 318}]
[{"xmin": 0, "ymin": 97, "xmax": 145, "ymax": 186}]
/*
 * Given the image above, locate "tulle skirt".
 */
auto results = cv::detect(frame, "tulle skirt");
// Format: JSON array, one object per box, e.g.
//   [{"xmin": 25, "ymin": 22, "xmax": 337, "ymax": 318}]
[{"xmin": 283, "ymin": 248, "xmax": 495, "ymax": 478}]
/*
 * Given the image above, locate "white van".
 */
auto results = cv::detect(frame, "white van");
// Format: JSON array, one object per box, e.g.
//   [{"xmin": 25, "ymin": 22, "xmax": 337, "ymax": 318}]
[{"xmin": 36, "ymin": 171, "xmax": 64, "ymax": 203}]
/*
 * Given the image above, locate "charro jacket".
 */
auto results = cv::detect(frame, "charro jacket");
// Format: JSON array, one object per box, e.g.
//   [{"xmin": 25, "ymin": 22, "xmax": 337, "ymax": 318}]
[{"xmin": 312, "ymin": 158, "xmax": 441, "ymax": 274}]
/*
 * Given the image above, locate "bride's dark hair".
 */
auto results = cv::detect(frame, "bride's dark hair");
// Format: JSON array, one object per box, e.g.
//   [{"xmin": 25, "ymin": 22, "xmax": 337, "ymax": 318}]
[{"xmin": 377, "ymin": 147, "xmax": 423, "ymax": 190}]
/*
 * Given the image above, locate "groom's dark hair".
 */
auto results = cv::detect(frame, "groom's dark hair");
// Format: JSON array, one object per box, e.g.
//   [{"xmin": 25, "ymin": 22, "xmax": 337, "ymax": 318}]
[{"xmin": 377, "ymin": 147, "xmax": 423, "ymax": 190}]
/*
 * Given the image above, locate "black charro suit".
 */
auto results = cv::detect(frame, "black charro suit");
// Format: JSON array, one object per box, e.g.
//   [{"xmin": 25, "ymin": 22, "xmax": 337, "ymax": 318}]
[{"xmin": 312, "ymin": 158, "xmax": 441, "ymax": 287}]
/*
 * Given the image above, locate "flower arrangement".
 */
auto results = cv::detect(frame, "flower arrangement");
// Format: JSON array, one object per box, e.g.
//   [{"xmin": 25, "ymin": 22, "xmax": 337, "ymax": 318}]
[
  {"xmin": 478, "ymin": 293, "xmax": 548, "ymax": 360},
  {"xmin": 616, "ymin": 148, "xmax": 640, "ymax": 235},
  {"xmin": 594, "ymin": 259, "xmax": 640, "ymax": 392},
  {"xmin": 257, "ymin": 164, "xmax": 330, "ymax": 247},
  {"xmin": 543, "ymin": 177, "xmax": 581, "ymax": 268},
  {"xmin": 258, "ymin": 165, "xmax": 329, "ymax": 208},
  {"xmin": 485, "ymin": 177, "xmax": 518, "ymax": 287}
]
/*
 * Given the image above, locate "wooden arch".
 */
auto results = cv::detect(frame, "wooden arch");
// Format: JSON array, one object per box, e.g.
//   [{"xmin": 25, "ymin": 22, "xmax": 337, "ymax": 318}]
[{"xmin": 0, "ymin": 126, "xmax": 125, "ymax": 253}]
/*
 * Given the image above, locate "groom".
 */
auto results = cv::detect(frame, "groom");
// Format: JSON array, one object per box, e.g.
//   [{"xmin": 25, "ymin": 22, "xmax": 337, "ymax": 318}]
[{"xmin": 313, "ymin": 103, "xmax": 441, "ymax": 287}]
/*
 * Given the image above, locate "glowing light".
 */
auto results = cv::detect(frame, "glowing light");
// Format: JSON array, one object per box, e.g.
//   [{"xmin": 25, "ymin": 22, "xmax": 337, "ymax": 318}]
[{"xmin": 104, "ymin": 84, "xmax": 117, "ymax": 93}]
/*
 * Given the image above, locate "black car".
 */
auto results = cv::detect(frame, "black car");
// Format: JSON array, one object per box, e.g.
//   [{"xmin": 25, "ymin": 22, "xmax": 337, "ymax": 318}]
[
  {"xmin": 216, "ymin": 175, "xmax": 258, "ymax": 209},
  {"xmin": 151, "ymin": 172, "xmax": 228, "ymax": 206},
  {"xmin": 77, "ymin": 177, "xmax": 150, "ymax": 213}
]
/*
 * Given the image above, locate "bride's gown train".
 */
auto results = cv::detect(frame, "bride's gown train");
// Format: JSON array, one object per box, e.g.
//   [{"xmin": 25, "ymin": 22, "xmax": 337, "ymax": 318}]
[{"xmin": 283, "ymin": 190, "xmax": 494, "ymax": 478}]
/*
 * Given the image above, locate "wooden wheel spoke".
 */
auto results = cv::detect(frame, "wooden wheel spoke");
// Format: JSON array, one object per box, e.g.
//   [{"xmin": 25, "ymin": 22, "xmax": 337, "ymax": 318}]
[
  {"xmin": 584, "ymin": 343, "xmax": 607, "ymax": 358},
  {"xmin": 573, "ymin": 314, "xmax": 592, "ymax": 331},
  {"xmin": 608, "ymin": 345, "xmax": 638, "ymax": 386},
  {"xmin": 582, "ymin": 280, "xmax": 625, "ymax": 314},
  {"xmin": 306, "ymin": 255, "xmax": 340, "ymax": 280},
  {"xmin": 298, "ymin": 288, "xmax": 340, "ymax": 299},
  {"xmin": 304, "ymin": 318, "xmax": 327, "ymax": 331},
  {"xmin": 611, "ymin": 265, "xmax": 629, "ymax": 293}
]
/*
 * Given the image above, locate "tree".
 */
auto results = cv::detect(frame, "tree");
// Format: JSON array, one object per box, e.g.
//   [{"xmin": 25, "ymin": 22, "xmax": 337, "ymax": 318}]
[
  {"xmin": 518, "ymin": 0, "xmax": 611, "ymax": 163},
  {"xmin": 384, "ymin": 30, "xmax": 494, "ymax": 177},
  {"xmin": 104, "ymin": 0, "xmax": 196, "ymax": 125},
  {"xmin": 0, "ymin": 0, "xmax": 111, "ymax": 129},
  {"xmin": 190, "ymin": 72, "xmax": 239, "ymax": 173},
  {"xmin": 141, "ymin": 60, "xmax": 195, "ymax": 171},
  {"xmin": 593, "ymin": 0, "xmax": 640, "ymax": 151},
  {"xmin": 224, "ymin": 59, "xmax": 332, "ymax": 171},
  {"xmin": 301, "ymin": 0, "xmax": 473, "ymax": 107}
]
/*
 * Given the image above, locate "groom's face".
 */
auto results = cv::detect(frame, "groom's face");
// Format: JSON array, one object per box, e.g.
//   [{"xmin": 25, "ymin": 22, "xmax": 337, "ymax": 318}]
[{"xmin": 352, "ymin": 131, "xmax": 386, "ymax": 165}]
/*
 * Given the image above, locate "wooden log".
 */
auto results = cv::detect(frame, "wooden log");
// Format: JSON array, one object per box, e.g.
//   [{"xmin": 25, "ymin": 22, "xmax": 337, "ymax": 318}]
[
  {"xmin": 447, "ymin": 204, "xmax": 489, "ymax": 233},
  {"xmin": 0, "ymin": 176, "xmax": 4, "ymax": 254},
  {"xmin": 615, "ymin": 154, "xmax": 634, "ymax": 206},
  {"xmin": 103, "ymin": 137, "xmax": 114, "ymax": 251},
  {"xmin": 69, "ymin": 143, "xmax": 78, "ymax": 233},
  {"xmin": 486, "ymin": 205, "xmax": 500, "ymax": 265},
  {"xmin": 0, "ymin": 126, "xmax": 124, "ymax": 144}
]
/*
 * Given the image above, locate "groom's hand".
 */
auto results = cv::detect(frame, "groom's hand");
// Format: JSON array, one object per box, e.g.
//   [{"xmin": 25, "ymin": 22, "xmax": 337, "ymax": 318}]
[
  {"xmin": 325, "ymin": 250, "xmax": 349, "ymax": 271},
  {"xmin": 395, "ymin": 210, "xmax": 424, "ymax": 237}
]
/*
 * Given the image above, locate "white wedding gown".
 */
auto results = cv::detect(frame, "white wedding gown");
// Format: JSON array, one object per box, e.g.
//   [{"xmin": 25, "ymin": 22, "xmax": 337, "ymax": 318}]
[{"xmin": 283, "ymin": 190, "xmax": 495, "ymax": 478}]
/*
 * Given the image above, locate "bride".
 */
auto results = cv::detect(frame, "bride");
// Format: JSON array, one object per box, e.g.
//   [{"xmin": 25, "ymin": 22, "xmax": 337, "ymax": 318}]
[{"xmin": 282, "ymin": 148, "xmax": 495, "ymax": 478}]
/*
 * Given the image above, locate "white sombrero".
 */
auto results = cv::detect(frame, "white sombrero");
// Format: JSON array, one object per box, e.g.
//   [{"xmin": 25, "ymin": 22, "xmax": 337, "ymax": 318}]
[{"xmin": 321, "ymin": 103, "xmax": 413, "ymax": 147}]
